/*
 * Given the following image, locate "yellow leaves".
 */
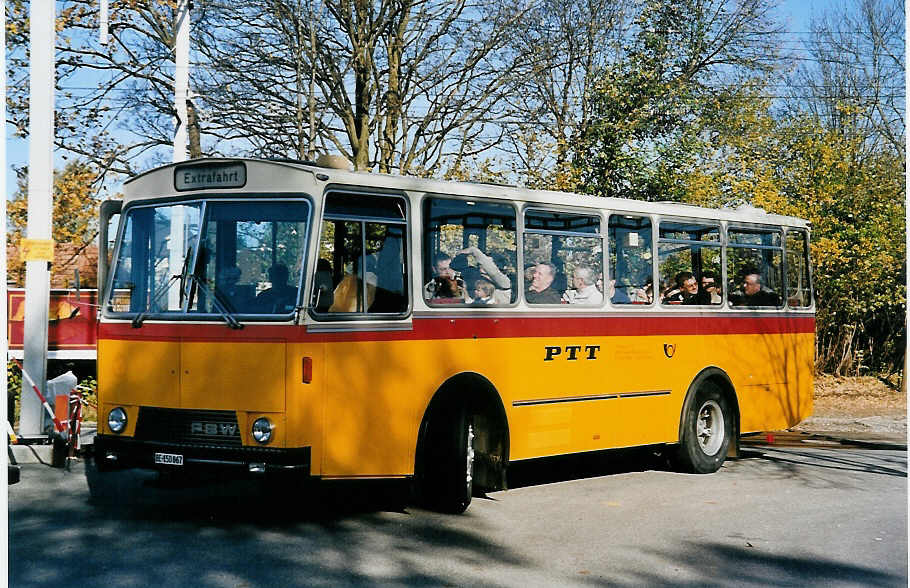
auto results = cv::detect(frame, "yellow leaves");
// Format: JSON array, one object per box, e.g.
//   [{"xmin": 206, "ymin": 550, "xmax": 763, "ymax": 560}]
[{"xmin": 7, "ymin": 161, "xmax": 99, "ymax": 247}]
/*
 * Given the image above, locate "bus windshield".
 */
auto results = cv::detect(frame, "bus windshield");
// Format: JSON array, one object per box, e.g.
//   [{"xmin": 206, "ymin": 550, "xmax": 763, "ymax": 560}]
[{"xmin": 107, "ymin": 199, "xmax": 310, "ymax": 319}]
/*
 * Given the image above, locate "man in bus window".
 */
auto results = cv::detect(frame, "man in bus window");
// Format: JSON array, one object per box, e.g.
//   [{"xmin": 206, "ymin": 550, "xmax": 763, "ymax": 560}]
[
  {"xmin": 736, "ymin": 271, "xmax": 781, "ymax": 307},
  {"xmin": 664, "ymin": 271, "xmax": 710, "ymax": 305},
  {"xmin": 664, "ymin": 271, "xmax": 695, "ymax": 304},
  {"xmin": 424, "ymin": 252, "xmax": 464, "ymax": 300},
  {"xmin": 562, "ymin": 266, "xmax": 604, "ymax": 305},
  {"xmin": 456, "ymin": 246, "xmax": 512, "ymax": 304},
  {"xmin": 526, "ymin": 262, "xmax": 561, "ymax": 304},
  {"xmin": 700, "ymin": 271, "xmax": 722, "ymax": 304}
]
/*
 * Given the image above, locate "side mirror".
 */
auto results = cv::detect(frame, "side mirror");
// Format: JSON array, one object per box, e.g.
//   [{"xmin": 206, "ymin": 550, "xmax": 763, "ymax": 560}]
[{"xmin": 97, "ymin": 199, "xmax": 122, "ymax": 303}]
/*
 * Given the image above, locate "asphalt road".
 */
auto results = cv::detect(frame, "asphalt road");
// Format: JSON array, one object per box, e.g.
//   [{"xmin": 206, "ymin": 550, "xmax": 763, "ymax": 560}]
[{"xmin": 9, "ymin": 444, "xmax": 907, "ymax": 587}]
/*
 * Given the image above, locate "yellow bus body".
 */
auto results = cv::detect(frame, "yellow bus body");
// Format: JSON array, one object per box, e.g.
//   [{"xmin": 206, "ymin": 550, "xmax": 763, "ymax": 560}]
[{"xmin": 98, "ymin": 322, "xmax": 813, "ymax": 477}]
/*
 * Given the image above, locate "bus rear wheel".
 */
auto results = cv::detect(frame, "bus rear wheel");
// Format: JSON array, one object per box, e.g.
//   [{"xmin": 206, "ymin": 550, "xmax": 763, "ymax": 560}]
[
  {"xmin": 419, "ymin": 405, "xmax": 475, "ymax": 514},
  {"xmin": 674, "ymin": 381, "xmax": 733, "ymax": 474}
]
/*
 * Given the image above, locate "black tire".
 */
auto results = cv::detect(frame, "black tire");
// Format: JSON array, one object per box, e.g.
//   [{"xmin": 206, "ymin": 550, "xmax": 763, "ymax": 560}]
[
  {"xmin": 674, "ymin": 381, "xmax": 733, "ymax": 474},
  {"xmin": 418, "ymin": 404, "xmax": 475, "ymax": 514}
]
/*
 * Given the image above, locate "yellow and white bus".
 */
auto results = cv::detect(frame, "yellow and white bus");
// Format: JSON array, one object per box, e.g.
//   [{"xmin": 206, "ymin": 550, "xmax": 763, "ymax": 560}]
[{"xmin": 94, "ymin": 157, "xmax": 814, "ymax": 513}]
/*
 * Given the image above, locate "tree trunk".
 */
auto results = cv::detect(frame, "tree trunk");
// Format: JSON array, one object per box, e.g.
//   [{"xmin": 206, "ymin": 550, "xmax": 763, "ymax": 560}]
[
  {"xmin": 378, "ymin": 6, "xmax": 409, "ymax": 174},
  {"xmin": 186, "ymin": 99, "xmax": 203, "ymax": 159}
]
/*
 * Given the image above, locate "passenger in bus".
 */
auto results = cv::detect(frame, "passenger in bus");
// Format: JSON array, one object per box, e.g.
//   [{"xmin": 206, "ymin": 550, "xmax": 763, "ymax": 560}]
[
  {"xmin": 367, "ymin": 230, "xmax": 407, "ymax": 312},
  {"xmin": 663, "ymin": 271, "xmax": 710, "ymax": 305},
  {"xmin": 733, "ymin": 271, "xmax": 781, "ymax": 307},
  {"xmin": 470, "ymin": 278, "xmax": 496, "ymax": 305},
  {"xmin": 608, "ymin": 279, "xmax": 630, "ymax": 304},
  {"xmin": 699, "ymin": 271, "xmax": 722, "ymax": 304},
  {"xmin": 424, "ymin": 252, "xmax": 465, "ymax": 301},
  {"xmin": 562, "ymin": 266, "xmax": 603, "ymax": 305},
  {"xmin": 661, "ymin": 273, "xmax": 683, "ymax": 302},
  {"xmin": 428, "ymin": 276, "xmax": 465, "ymax": 303},
  {"xmin": 312, "ymin": 258, "xmax": 334, "ymax": 312},
  {"xmin": 626, "ymin": 277, "xmax": 652, "ymax": 304},
  {"xmin": 255, "ymin": 263, "xmax": 298, "ymax": 313},
  {"xmin": 526, "ymin": 262, "xmax": 562, "ymax": 304},
  {"xmin": 662, "ymin": 272, "xmax": 692, "ymax": 303},
  {"xmin": 456, "ymin": 246, "xmax": 512, "ymax": 304},
  {"xmin": 216, "ymin": 265, "xmax": 254, "ymax": 312}
]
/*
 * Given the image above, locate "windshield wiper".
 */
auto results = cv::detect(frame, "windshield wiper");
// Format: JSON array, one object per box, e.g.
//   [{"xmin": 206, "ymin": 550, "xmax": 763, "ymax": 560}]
[
  {"xmin": 132, "ymin": 245, "xmax": 194, "ymax": 328},
  {"xmin": 185, "ymin": 272, "xmax": 244, "ymax": 330},
  {"xmin": 132, "ymin": 273, "xmax": 181, "ymax": 328}
]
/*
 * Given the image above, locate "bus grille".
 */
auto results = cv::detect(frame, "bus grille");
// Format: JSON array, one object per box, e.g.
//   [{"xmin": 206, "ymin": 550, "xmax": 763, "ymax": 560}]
[{"xmin": 134, "ymin": 407, "xmax": 242, "ymax": 447}]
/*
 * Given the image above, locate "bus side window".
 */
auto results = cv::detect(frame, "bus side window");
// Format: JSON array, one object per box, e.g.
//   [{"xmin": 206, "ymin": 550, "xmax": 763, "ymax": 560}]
[
  {"xmin": 608, "ymin": 215, "xmax": 653, "ymax": 304},
  {"xmin": 523, "ymin": 209, "xmax": 603, "ymax": 305},
  {"xmin": 657, "ymin": 220, "xmax": 721, "ymax": 306},
  {"xmin": 786, "ymin": 230, "xmax": 812, "ymax": 308},
  {"xmin": 727, "ymin": 227, "xmax": 784, "ymax": 308},
  {"xmin": 312, "ymin": 193, "xmax": 409, "ymax": 318},
  {"xmin": 423, "ymin": 197, "xmax": 517, "ymax": 306}
]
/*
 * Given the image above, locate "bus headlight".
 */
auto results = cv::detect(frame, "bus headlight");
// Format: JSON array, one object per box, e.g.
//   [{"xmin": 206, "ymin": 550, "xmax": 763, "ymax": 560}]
[
  {"xmin": 108, "ymin": 407, "xmax": 128, "ymax": 434},
  {"xmin": 252, "ymin": 417, "xmax": 273, "ymax": 444}
]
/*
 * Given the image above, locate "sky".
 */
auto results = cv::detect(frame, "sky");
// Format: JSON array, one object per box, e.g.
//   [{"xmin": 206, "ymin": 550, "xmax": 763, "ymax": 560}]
[{"xmin": 2, "ymin": 0, "xmax": 847, "ymax": 201}]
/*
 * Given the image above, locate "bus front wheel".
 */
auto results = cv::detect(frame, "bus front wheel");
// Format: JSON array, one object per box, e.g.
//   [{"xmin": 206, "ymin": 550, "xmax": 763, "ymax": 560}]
[
  {"xmin": 419, "ymin": 405, "xmax": 475, "ymax": 514},
  {"xmin": 674, "ymin": 381, "xmax": 733, "ymax": 474}
]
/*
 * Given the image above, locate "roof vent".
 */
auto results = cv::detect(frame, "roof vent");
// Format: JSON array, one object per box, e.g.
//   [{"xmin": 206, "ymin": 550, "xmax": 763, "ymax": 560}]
[{"xmin": 316, "ymin": 154, "xmax": 353, "ymax": 171}]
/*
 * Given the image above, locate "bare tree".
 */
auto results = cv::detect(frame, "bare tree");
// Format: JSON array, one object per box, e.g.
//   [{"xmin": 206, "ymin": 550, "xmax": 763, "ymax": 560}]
[
  {"xmin": 793, "ymin": 0, "xmax": 905, "ymax": 156},
  {"xmin": 194, "ymin": 0, "xmax": 529, "ymax": 173},
  {"xmin": 193, "ymin": 0, "xmax": 327, "ymax": 159},
  {"xmin": 503, "ymin": 0, "xmax": 630, "ymax": 179}
]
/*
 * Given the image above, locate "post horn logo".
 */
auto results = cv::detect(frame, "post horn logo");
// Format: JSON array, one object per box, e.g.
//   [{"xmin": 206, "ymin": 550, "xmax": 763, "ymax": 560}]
[{"xmin": 663, "ymin": 343, "xmax": 676, "ymax": 358}]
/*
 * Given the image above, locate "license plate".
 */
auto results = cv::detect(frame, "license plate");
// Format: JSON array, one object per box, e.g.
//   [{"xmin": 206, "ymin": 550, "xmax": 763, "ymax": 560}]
[{"xmin": 154, "ymin": 452, "xmax": 184, "ymax": 466}]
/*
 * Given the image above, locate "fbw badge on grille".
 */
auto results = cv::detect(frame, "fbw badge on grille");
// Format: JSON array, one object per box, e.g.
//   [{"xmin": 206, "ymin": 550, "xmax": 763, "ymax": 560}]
[{"xmin": 191, "ymin": 422, "xmax": 238, "ymax": 436}]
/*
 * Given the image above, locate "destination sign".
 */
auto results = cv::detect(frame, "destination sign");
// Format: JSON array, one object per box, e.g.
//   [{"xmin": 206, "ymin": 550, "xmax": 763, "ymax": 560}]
[{"xmin": 175, "ymin": 162, "xmax": 246, "ymax": 191}]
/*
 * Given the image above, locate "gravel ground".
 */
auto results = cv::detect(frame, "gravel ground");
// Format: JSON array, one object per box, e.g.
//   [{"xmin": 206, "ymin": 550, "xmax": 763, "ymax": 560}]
[{"xmin": 794, "ymin": 375, "xmax": 907, "ymax": 436}]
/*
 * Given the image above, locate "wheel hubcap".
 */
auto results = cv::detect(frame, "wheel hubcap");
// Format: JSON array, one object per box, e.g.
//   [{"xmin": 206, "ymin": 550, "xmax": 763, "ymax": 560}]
[
  {"xmin": 696, "ymin": 399, "xmax": 724, "ymax": 456},
  {"xmin": 465, "ymin": 421, "xmax": 475, "ymax": 493}
]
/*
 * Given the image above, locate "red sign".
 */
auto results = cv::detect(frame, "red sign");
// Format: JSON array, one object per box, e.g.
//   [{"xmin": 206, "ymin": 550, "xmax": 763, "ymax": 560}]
[{"xmin": 7, "ymin": 289, "xmax": 98, "ymax": 359}]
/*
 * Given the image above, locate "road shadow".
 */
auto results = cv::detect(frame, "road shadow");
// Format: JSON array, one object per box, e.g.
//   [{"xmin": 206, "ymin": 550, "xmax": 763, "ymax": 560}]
[
  {"xmin": 506, "ymin": 445, "xmax": 671, "ymax": 489},
  {"xmin": 626, "ymin": 540, "xmax": 905, "ymax": 587},
  {"xmin": 10, "ymin": 460, "xmax": 528, "ymax": 588},
  {"xmin": 84, "ymin": 457, "xmax": 422, "ymax": 525},
  {"xmin": 734, "ymin": 444, "xmax": 907, "ymax": 475}
]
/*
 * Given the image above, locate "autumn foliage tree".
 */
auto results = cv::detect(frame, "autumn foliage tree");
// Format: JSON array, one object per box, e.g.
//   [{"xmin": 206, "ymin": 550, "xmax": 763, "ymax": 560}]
[
  {"xmin": 7, "ymin": 162, "xmax": 102, "ymax": 286},
  {"xmin": 680, "ymin": 94, "xmax": 905, "ymax": 376}
]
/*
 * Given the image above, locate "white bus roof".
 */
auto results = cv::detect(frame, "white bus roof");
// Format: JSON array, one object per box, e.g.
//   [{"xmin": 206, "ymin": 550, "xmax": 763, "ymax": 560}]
[{"xmin": 122, "ymin": 157, "xmax": 810, "ymax": 228}]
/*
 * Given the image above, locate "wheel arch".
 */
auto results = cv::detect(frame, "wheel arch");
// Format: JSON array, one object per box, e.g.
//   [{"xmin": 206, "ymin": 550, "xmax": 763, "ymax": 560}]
[
  {"xmin": 677, "ymin": 366, "xmax": 740, "ymax": 444},
  {"xmin": 416, "ymin": 371, "xmax": 510, "ymax": 491}
]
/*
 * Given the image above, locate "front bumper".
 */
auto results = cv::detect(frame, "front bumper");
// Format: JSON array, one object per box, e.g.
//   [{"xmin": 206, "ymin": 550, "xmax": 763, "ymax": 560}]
[{"xmin": 93, "ymin": 434, "xmax": 311, "ymax": 476}]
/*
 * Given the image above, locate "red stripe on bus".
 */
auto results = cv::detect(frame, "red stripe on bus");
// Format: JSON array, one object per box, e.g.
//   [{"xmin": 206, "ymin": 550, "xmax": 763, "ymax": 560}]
[{"xmin": 98, "ymin": 315, "xmax": 815, "ymax": 343}]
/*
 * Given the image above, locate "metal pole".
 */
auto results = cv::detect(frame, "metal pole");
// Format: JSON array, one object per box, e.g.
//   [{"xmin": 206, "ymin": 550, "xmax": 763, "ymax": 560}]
[
  {"xmin": 20, "ymin": 1, "xmax": 56, "ymax": 437},
  {"xmin": 99, "ymin": 0, "xmax": 109, "ymax": 45},
  {"xmin": 168, "ymin": 0, "xmax": 190, "ymax": 309},
  {"xmin": 3, "ymin": 0, "xmax": 11, "ymax": 523},
  {"xmin": 173, "ymin": 0, "xmax": 189, "ymax": 164}
]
